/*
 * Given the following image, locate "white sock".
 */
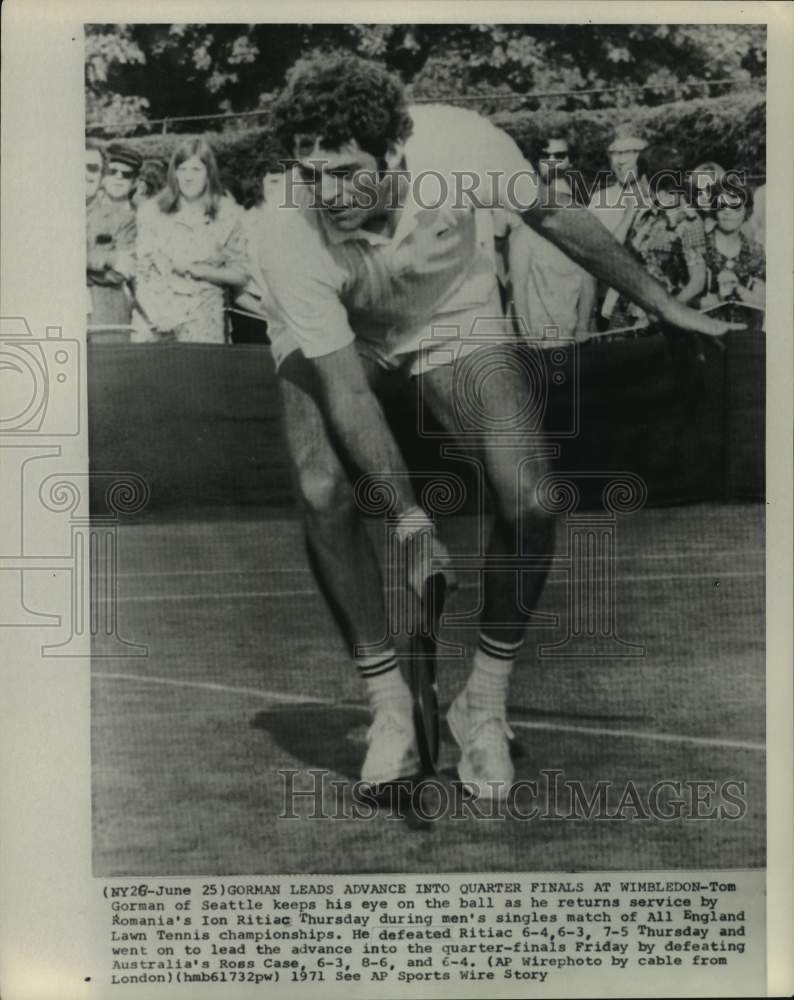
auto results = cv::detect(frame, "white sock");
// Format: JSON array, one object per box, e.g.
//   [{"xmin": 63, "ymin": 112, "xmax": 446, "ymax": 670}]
[
  {"xmin": 464, "ymin": 634, "xmax": 521, "ymax": 715},
  {"xmin": 355, "ymin": 651, "xmax": 411, "ymax": 715}
]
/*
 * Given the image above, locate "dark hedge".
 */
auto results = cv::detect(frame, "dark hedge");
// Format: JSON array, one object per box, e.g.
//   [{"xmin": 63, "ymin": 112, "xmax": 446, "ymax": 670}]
[
  {"xmin": 110, "ymin": 91, "xmax": 765, "ymax": 208},
  {"xmin": 492, "ymin": 90, "xmax": 765, "ymax": 182}
]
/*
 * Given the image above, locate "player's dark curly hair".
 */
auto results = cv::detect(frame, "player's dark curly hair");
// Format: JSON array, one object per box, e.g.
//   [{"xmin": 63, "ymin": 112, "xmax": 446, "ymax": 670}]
[{"xmin": 271, "ymin": 53, "xmax": 414, "ymax": 161}]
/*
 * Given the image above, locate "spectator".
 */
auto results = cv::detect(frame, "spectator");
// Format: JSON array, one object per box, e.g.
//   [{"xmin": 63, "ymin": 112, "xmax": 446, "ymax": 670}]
[
  {"xmin": 86, "ymin": 142, "xmax": 140, "ymax": 327},
  {"xmin": 743, "ymin": 182, "xmax": 766, "ymax": 248},
  {"xmin": 85, "ymin": 140, "xmax": 104, "ymax": 321},
  {"xmin": 688, "ymin": 161, "xmax": 726, "ymax": 234},
  {"xmin": 537, "ymin": 130, "xmax": 586, "ymax": 205},
  {"xmin": 136, "ymin": 136, "xmax": 249, "ymax": 343},
  {"xmin": 85, "ymin": 140, "xmax": 104, "ymax": 205},
  {"xmin": 604, "ymin": 145, "xmax": 707, "ymax": 329},
  {"xmin": 510, "ymin": 178, "xmax": 596, "ymax": 347},
  {"xmin": 508, "ymin": 177, "xmax": 595, "ymax": 342},
  {"xmin": 588, "ymin": 126, "xmax": 648, "ymax": 234},
  {"xmin": 131, "ymin": 158, "xmax": 167, "ymax": 210},
  {"xmin": 701, "ymin": 180, "xmax": 765, "ymax": 308}
]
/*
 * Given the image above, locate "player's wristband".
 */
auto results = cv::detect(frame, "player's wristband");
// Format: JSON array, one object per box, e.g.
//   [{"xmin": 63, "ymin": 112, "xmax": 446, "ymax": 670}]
[{"xmin": 394, "ymin": 506, "xmax": 433, "ymax": 542}]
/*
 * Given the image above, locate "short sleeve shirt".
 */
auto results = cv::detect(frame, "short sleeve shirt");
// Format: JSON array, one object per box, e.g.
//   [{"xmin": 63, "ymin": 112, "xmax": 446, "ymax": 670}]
[
  {"xmin": 587, "ymin": 183, "xmax": 628, "ymax": 235},
  {"xmin": 248, "ymin": 104, "xmax": 538, "ymax": 366},
  {"xmin": 519, "ymin": 228, "xmax": 589, "ymax": 340}
]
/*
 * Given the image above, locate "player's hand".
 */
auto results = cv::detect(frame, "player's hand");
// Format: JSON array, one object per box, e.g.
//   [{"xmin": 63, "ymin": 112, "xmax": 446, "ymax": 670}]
[
  {"xmin": 402, "ymin": 527, "xmax": 457, "ymax": 603},
  {"xmin": 663, "ymin": 299, "xmax": 745, "ymax": 338}
]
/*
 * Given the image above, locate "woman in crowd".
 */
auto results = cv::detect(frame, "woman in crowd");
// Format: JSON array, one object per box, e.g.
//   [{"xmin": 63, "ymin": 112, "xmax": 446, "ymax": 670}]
[
  {"xmin": 701, "ymin": 180, "xmax": 765, "ymax": 308},
  {"xmin": 136, "ymin": 136, "xmax": 248, "ymax": 343}
]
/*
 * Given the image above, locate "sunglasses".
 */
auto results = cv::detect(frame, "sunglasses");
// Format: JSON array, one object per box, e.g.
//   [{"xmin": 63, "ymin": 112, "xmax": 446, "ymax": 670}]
[
  {"xmin": 106, "ymin": 166, "xmax": 135, "ymax": 178},
  {"xmin": 86, "ymin": 163, "xmax": 102, "ymax": 174}
]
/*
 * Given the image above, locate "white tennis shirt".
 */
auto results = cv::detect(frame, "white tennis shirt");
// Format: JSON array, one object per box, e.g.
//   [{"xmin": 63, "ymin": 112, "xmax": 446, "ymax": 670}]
[{"xmin": 249, "ymin": 104, "xmax": 539, "ymax": 370}]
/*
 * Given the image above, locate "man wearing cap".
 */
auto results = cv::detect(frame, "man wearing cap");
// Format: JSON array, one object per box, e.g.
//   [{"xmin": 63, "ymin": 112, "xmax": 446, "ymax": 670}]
[
  {"xmin": 86, "ymin": 142, "xmax": 141, "ymax": 327},
  {"xmin": 588, "ymin": 127, "xmax": 649, "ymax": 235}
]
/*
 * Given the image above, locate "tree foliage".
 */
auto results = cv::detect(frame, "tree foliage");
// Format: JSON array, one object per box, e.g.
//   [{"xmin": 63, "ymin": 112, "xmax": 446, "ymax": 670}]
[{"xmin": 85, "ymin": 23, "xmax": 766, "ymax": 131}]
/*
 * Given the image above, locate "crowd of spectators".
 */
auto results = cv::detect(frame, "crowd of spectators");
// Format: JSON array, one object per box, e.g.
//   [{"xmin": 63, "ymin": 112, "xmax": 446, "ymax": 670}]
[{"xmin": 85, "ymin": 121, "xmax": 766, "ymax": 347}]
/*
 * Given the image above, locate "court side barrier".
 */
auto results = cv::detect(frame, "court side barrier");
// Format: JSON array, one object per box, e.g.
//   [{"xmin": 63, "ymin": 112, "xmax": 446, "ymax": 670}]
[{"xmin": 87, "ymin": 306, "xmax": 764, "ymax": 516}]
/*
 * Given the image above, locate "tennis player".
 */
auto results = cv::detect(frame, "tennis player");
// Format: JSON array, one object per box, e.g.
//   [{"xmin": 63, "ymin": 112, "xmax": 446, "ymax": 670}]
[{"xmin": 250, "ymin": 55, "xmax": 739, "ymax": 800}]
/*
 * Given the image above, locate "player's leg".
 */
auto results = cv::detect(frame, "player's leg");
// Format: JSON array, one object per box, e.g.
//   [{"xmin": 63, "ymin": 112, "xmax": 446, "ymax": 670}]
[
  {"xmin": 417, "ymin": 346, "xmax": 555, "ymax": 798},
  {"xmin": 277, "ymin": 349, "xmax": 417, "ymax": 784}
]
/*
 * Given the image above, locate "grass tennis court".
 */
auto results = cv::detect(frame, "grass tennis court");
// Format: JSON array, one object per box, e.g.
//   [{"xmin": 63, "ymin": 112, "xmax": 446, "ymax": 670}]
[{"xmin": 92, "ymin": 502, "xmax": 764, "ymax": 876}]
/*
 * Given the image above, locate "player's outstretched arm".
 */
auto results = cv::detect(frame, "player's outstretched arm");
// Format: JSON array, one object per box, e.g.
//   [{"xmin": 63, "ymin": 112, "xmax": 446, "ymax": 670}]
[
  {"xmin": 521, "ymin": 192, "xmax": 744, "ymax": 338},
  {"xmin": 310, "ymin": 344, "xmax": 416, "ymax": 511},
  {"xmin": 309, "ymin": 345, "xmax": 455, "ymax": 596}
]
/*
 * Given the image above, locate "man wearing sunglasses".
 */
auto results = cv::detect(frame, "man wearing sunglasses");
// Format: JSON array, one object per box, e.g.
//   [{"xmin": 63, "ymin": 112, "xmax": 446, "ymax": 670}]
[
  {"xmin": 537, "ymin": 131, "xmax": 585, "ymax": 203},
  {"xmin": 86, "ymin": 142, "xmax": 141, "ymax": 328}
]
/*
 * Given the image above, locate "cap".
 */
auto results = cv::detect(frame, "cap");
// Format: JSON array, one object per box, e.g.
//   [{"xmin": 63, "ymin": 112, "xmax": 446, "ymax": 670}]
[
  {"xmin": 608, "ymin": 126, "xmax": 647, "ymax": 154},
  {"xmin": 105, "ymin": 143, "xmax": 143, "ymax": 172}
]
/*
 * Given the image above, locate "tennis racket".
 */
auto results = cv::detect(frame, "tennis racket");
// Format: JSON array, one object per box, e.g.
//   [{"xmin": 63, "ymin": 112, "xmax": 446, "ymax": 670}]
[{"xmin": 409, "ymin": 571, "xmax": 447, "ymax": 777}]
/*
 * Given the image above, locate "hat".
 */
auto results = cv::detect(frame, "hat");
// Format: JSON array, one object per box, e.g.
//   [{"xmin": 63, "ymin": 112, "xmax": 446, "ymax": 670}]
[
  {"xmin": 105, "ymin": 143, "xmax": 143, "ymax": 172},
  {"xmin": 608, "ymin": 126, "xmax": 647, "ymax": 154}
]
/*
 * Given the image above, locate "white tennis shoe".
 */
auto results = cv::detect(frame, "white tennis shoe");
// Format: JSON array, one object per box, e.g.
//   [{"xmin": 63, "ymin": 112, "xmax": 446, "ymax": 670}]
[
  {"xmin": 447, "ymin": 690, "xmax": 514, "ymax": 801},
  {"xmin": 360, "ymin": 706, "xmax": 419, "ymax": 787}
]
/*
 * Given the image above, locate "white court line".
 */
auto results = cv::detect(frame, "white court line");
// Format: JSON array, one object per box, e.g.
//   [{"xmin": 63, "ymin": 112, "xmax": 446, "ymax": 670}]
[
  {"xmin": 116, "ymin": 550, "xmax": 764, "ymax": 580},
  {"xmin": 508, "ymin": 719, "xmax": 764, "ymax": 754},
  {"xmin": 100, "ymin": 569, "xmax": 764, "ymax": 604},
  {"xmin": 93, "ymin": 671, "xmax": 329, "ymax": 705},
  {"xmin": 93, "ymin": 671, "xmax": 765, "ymax": 755}
]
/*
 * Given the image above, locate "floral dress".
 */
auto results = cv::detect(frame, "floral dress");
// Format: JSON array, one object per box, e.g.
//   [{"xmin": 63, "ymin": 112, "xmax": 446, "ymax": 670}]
[
  {"xmin": 607, "ymin": 207, "xmax": 706, "ymax": 330},
  {"xmin": 703, "ymin": 229, "xmax": 765, "ymax": 302},
  {"xmin": 136, "ymin": 196, "xmax": 247, "ymax": 343}
]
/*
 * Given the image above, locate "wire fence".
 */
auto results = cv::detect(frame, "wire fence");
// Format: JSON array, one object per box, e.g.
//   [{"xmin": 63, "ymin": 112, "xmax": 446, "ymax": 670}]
[{"xmin": 86, "ymin": 75, "xmax": 765, "ymax": 136}]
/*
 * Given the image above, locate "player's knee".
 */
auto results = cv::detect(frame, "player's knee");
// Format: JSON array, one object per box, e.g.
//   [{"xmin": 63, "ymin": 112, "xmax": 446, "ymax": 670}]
[
  {"xmin": 517, "ymin": 495, "xmax": 555, "ymax": 543},
  {"xmin": 295, "ymin": 465, "xmax": 351, "ymax": 518},
  {"xmin": 493, "ymin": 466, "xmax": 555, "ymax": 535}
]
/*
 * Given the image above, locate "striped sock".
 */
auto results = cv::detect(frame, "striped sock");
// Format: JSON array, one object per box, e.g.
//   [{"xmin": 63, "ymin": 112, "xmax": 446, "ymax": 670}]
[
  {"xmin": 464, "ymin": 634, "xmax": 522, "ymax": 715},
  {"xmin": 355, "ymin": 650, "xmax": 411, "ymax": 714}
]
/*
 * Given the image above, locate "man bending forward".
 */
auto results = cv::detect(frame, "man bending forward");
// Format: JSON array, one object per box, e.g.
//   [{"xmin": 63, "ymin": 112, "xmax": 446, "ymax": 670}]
[{"xmin": 251, "ymin": 55, "xmax": 737, "ymax": 799}]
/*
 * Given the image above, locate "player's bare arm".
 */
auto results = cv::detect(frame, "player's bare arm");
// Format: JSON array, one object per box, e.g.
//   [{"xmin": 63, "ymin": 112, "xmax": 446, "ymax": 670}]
[
  {"xmin": 521, "ymin": 187, "xmax": 744, "ymax": 338},
  {"xmin": 309, "ymin": 343, "xmax": 455, "ymax": 596},
  {"xmin": 309, "ymin": 343, "xmax": 415, "ymax": 514}
]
